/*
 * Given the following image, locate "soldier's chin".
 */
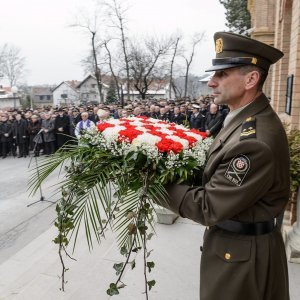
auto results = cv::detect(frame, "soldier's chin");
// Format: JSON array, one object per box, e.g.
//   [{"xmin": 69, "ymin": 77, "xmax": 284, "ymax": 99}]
[{"xmin": 212, "ymin": 95, "xmax": 221, "ymax": 104}]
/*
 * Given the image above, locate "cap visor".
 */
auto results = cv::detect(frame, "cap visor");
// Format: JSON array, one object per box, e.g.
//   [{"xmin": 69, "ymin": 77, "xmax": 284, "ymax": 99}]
[{"xmin": 205, "ymin": 64, "xmax": 246, "ymax": 72}]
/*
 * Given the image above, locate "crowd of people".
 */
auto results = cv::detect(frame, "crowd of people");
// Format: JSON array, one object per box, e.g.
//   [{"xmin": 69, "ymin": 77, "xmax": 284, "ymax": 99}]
[{"xmin": 0, "ymin": 97, "xmax": 229, "ymax": 159}]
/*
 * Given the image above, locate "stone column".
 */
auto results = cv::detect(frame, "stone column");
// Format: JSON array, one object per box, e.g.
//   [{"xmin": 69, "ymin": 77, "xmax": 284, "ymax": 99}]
[{"xmin": 286, "ymin": 186, "xmax": 300, "ymax": 263}]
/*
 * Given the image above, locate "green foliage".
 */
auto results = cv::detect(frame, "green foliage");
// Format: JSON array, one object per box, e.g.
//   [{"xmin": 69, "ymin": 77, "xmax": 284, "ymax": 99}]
[
  {"xmin": 219, "ymin": 0, "xmax": 251, "ymax": 35},
  {"xmin": 106, "ymin": 78, "xmax": 117, "ymax": 104},
  {"xmin": 113, "ymin": 263, "xmax": 124, "ymax": 275},
  {"xmin": 107, "ymin": 283, "xmax": 120, "ymax": 296},
  {"xmin": 287, "ymin": 129, "xmax": 300, "ymax": 192},
  {"xmin": 147, "ymin": 280, "xmax": 156, "ymax": 290},
  {"xmin": 29, "ymin": 142, "xmax": 167, "ymax": 297},
  {"xmin": 147, "ymin": 261, "xmax": 155, "ymax": 273},
  {"xmin": 28, "ymin": 128, "xmax": 211, "ymax": 297}
]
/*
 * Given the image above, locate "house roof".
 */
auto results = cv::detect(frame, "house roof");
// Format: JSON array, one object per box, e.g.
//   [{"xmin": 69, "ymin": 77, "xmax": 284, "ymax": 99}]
[
  {"xmin": 76, "ymin": 74, "xmax": 109, "ymax": 89},
  {"xmin": 31, "ymin": 86, "xmax": 53, "ymax": 95},
  {"xmin": 52, "ymin": 80, "xmax": 81, "ymax": 92}
]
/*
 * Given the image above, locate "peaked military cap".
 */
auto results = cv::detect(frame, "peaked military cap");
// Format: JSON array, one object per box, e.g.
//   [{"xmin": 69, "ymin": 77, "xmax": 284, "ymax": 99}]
[{"xmin": 205, "ymin": 31, "xmax": 284, "ymax": 72}]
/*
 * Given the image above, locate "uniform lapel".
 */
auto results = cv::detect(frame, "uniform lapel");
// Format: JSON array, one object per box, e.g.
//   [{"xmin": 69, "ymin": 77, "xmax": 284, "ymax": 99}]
[{"xmin": 207, "ymin": 94, "xmax": 270, "ymax": 159}]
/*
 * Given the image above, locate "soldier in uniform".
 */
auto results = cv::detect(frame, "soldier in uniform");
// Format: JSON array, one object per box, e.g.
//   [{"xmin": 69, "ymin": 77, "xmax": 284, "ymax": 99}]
[{"xmin": 162, "ymin": 32, "xmax": 290, "ymax": 300}]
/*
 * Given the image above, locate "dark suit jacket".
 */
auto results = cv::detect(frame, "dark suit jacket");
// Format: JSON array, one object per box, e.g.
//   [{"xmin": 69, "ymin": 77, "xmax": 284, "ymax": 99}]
[
  {"xmin": 205, "ymin": 111, "xmax": 223, "ymax": 137},
  {"xmin": 0, "ymin": 121, "xmax": 13, "ymax": 142},
  {"xmin": 190, "ymin": 113, "xmax": 206, "ymax": 131},
  {"xmin": 13, "ymin": 119, "xmax": 28, "ymax": 144},
  {"xmin": 164, "ymin": 94, "xmax": 290, "ymax": 300},
  {"xmin": 171, "ymin": 113, "xmax": 186, "ymax": 125}
]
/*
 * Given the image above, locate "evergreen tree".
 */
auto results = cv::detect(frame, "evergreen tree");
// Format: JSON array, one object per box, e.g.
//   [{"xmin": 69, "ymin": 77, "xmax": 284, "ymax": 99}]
[
  {"xmin": 219, "ymin": 0, "xmax": 251, "ymax": 36},
  {"xmin": 106, "ymin": 79, "xmax": 117, "ymax": 104}
]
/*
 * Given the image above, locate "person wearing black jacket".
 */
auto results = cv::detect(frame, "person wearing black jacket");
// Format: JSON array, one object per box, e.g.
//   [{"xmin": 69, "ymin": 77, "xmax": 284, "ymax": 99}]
[
  {"xmin": 89, "ymin": 107, "xmax": 100, "ymax": 124},
  {"xmin": 157, "ymin": 107, "xmax": 168, "ymax": 121},
  {"xmin": 54, "ymin": 108, "xmax": 70, "ymax": 149},
  {"xmin": 205, "ymin": 103, "xmax": 224, "ymax": 137},
  {"xmin": 171, "ymin": 107, "xmax": 186, "ymax": 125},
  {"xmin": 0, "ymin": 114, "xmax": 13, "ymax": 158},
  {"xmin": 13, "ymin": 114, "xmax": 29, "ymax": 158},
  {"xmin": 28, "ymin": 115, "xmax": 42, "ymax": 156},
  {"xmin": 189, "ymin": 104, "xmax": 206, "ymax": 131}
]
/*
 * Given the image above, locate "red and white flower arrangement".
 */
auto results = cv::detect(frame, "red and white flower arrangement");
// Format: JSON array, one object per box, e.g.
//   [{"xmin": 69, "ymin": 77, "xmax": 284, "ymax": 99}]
[{"xmin": 84, "ymin": 116, "xmax": 213, "ymax": 173}]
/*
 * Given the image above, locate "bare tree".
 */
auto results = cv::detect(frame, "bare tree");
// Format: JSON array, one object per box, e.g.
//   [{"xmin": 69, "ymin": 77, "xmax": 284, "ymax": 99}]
[
  {"xmin": 103, "ymin": 39, "xmax": 121, "ymax": 102},
  {"xmin": 0, "ymin": 44, "xmax": 26, "ymax": 87},
  {"xmin": 70, "ymin": 12, "xmax": 105, "ymax": 103},
  {"xmin": 182, "ymin": 32, "xmax": 205, "ymax": 99},
  {"xmin": 128, "ymin": 36, "xmax": 172, "ymax": 100},
  {"xmin": 104, "ymin": 0, "xmax": 131, "ymax": 101},
  {"xmin": 169, "ymin": 34, "xmax": 182, "ymax": 100}
]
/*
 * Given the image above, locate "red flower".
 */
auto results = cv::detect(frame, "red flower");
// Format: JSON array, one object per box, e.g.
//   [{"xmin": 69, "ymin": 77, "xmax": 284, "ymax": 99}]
[
  {"xmin": 97, "ymin": 123, "xmax": 115, "ymax": 132},
  {"xmin": 173, "ymin": 129, "xmax": 197, "ymax": 146},
  {"xmin": 156, "ymin": 138, "xmax": 183, "ymax": 154},
  {"xmin": 118, "ymin": 128, "xmax": 143, "ymax": 142},
  {"xmin": 190, "ymin": 128, "xmax": 207, "ymax": 139},
  {"xmin": 143, "ymin": 124, "xmax": 156, "ymax": 130}
]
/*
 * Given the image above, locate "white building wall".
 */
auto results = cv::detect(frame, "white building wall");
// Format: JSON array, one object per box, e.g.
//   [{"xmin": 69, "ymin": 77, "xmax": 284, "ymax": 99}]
[
  {"xmin": 0, "ymin": 97, "xmax": 21, "ymax": 109},
  {"xmin": 53, "ymin": 83, "xmax": 79, "ymax": 106},
  {"xmin": 78, "ymin": 77, "xmax": 108, "ymax": 103}
]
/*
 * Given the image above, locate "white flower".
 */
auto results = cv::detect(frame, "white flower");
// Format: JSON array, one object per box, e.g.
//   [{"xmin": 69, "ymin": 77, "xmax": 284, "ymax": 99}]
[
  {"xmin": 102, "ymin": 126, "xmax": 126, "ymax": 141},
  {"xmin": 158, "ymin": 128, "xmax": 174, "ymax": 135},
  {"xmin": 106, "ymin": 119, "xmax": 122, "ymax": 125},
  {"xmin": 134, "ymin": 126, "xmax": 149, "ymax": 133},
  {"xmin": 132, "ymin": 133, "xmax": 161, "ymax": 148},
  {"xmin": 167, "ymin": 135, "xmax": 189, "ymax": 149},
  {"xmin": 174, "ymin": 124, "xmax": 186, "ymax": 130},
  {"xmin": 185, "ymin": 131, "xmax": 203, "ymax": 141}
]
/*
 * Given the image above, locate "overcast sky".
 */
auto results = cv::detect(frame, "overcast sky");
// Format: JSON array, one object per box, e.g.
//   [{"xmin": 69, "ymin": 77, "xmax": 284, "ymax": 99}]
[{"xmin": 0, "ymin": 0, "xmax": 227, "ymax": 86}]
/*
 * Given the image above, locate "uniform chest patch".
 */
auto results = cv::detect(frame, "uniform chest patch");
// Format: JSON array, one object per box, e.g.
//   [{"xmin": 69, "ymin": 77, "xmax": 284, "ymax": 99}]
[{"xmin": 224, "ymin": 155, "xmax": 250, "ymax": 186}]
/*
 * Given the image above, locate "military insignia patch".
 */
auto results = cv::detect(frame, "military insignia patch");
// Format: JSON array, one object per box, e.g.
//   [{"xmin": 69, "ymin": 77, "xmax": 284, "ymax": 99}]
[
  {"xmin": 240, "ymin": 117, "xmax": 256, "ymax": 140},
  {"xmin": 215, "ymin": 38, "xmax": 223, "ymax": 53},
  {"xmin": 224, "ymin": 155, "xmax": 250, "ymax": 186}
]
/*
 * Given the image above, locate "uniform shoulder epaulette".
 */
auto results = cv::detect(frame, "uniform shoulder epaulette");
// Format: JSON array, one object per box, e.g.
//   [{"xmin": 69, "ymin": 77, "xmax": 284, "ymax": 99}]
[{"xmin": 240, "ymin": 117, "xmax": 256, "ymax": 140}]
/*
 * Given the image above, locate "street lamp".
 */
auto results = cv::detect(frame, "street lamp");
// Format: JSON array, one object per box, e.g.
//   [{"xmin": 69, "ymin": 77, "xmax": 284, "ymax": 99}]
[{"xmin": 11, "ymin": 86, "xmax": 18, "ymax": 110}]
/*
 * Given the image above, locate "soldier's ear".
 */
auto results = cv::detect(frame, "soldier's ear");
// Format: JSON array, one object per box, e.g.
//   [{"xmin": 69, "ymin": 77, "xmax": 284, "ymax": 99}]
[{"xmin": 245, "ymin": 70, "xmax": 260, "ymax": 90}]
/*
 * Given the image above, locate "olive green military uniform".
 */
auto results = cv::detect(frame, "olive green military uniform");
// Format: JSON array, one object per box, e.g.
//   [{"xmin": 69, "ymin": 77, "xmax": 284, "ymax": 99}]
[
  {"xmin": 165, "ymin": 94, "xmax": 289, "ymax": 299},
  {"xmin": 163, "ymin": 33, "xmax": 290, "ymax": 300}
]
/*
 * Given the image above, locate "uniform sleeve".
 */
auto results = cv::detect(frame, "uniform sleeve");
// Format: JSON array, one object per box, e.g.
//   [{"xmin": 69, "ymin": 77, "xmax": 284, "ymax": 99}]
[{"xmin": 164, "ymin": 139, "xmax": 275, "ymax": 226}]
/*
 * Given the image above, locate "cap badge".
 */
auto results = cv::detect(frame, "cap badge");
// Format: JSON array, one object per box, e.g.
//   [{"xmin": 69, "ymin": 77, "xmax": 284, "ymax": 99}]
[
  {"xmin": 215, "ymin": 38, "xmax": 223, "ymax": 54},
  {"xmin": 251, "ymin": 57, "xmax": 258, "ymax": 65}
]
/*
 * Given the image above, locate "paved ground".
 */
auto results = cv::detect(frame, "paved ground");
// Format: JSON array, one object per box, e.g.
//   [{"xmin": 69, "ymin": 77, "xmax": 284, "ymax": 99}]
[
  {"xmin": 0, "ymin": 155, "xmax": 59, "ymax": 264},
  {"xmin": 0, "ymin": 155, "xmax": 299, "ymax": 299}
]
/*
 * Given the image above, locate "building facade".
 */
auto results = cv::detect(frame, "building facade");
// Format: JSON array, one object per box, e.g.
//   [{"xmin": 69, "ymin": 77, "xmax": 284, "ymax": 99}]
[
  {"xmin": 0, "ymin": 87, "xmax": 20, "ymax": 109},
  {"xmin": 52, "ymin": 81, "xmax": 80, "ymax": 106},
  {"xmin": 30, "ymin": 86, "xmax": 54, "ymax": 107},
  {"xmin": 77, "ymin": 75, "xmax": 108, "ymax": 104},
  {"xmin": 248, "ymin": 0, "xmax": 300, "ymax": 129}
]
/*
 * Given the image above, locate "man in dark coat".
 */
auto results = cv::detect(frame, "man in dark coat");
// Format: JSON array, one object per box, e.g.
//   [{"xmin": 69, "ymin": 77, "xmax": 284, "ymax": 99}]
[
  {"xmin": 162, "ymin": 32, "xmax": 289, "ymax": 300},
  {"xmin": 54, "ymin": 108, "xmax": 70, "ymax": 149},
  {"xmin": 13, "ymin": 114, "xmax": 28, "ymax": 158},
  {"xmin": 205, "ymin": 102, "xmax": 224, "ymax": 137},
  {"xmin": 88, "ymin": 107, "xmax": 100, "ymax": 124},
  {"xmin": 0, "ymin": 114, "xmax": 13, "ymax": 158},
  {"xmin": 189, "ymin": 104, "xmax": 206, "ymax": 131},
  {"xmin": 28, "ymin": 115, "xmax": 42, "ymax": 156},
  {"xmin": 171, "ymin": 106, "xmax": 186, "ymax": 125}
]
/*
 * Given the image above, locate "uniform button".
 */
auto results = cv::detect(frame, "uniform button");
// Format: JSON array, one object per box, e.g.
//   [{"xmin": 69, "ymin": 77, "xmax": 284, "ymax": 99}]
[{"xmin": 225, "ymin": 253, "xmax": 231, "ymax": 260}]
